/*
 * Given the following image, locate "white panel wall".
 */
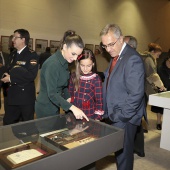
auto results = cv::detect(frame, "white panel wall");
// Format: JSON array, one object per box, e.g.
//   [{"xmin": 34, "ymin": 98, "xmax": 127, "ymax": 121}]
[{"xmin": 0, "ymin": 0, "xmax": 170, "ymax": 52}]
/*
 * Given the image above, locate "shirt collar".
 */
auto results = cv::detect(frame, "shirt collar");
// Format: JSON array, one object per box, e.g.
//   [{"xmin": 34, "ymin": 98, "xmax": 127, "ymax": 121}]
[
  {"xmin": 17, "ymin": 46, "xmax": 27, "ymax": 54},
  {"xmin": 119, "ymin": 42, "xmax": 126, "ymax": 56}
]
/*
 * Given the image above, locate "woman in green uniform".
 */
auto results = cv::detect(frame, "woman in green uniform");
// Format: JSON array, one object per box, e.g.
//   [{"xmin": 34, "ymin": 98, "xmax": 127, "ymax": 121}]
[{"xmin": 35, "ymin": 30, "xmax": 88, "ymax": 121}]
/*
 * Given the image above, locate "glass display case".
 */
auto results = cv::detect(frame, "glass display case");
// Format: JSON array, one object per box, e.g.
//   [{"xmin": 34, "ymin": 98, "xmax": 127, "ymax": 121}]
[{"xmin": 0, "ymin": 113, "xmax": 124, "ymax": 170}]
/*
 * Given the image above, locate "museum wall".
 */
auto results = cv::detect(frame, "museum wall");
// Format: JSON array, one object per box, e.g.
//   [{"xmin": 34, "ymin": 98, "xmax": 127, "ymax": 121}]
[{"xmin": 0, "ymin": 0, "xmax": 170, "ymax": 52}]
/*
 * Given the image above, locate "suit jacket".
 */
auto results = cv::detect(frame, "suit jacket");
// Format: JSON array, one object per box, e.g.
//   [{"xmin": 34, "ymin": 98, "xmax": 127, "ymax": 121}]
[
  {"xmin": 103, "ymin": 44, "xmax": 146, "ymax": 128},
  {"xmin": 39, "ymin": 51, "xmax": 51, "ymax": 69},
  {"xmin": 0, "ymin": 51, "xmax": 9, "ymax": 79},
  {"xmin": 7, "ymin": 46, "xmax": 38, "ymax": 105}
]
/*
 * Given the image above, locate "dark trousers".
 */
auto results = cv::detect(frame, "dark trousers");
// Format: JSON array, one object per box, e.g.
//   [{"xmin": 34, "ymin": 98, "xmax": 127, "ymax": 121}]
[
  {"xmin": 3, "ymin": 104, "xmax": 34, "ymax": 125},
  {"xmin": 115, "ymin": 122, "xmax": 137, "ymax": 170},
  {"xmin": 134, "ymin": 124, "xmax": 145, "ymax": 154}
]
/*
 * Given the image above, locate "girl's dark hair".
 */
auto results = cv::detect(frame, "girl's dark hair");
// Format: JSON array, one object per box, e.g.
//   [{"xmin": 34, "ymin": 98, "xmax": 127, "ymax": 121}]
[
  {"xmin": 73, "ymin": 49, "xmax": 97, "ymax": 91},
  {"xmin": 60, "ymin": 30, "xmax": 84, "ymax": 50}
]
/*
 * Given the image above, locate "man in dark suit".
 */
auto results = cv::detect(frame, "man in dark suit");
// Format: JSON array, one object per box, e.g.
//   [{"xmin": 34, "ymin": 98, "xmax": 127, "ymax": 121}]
[
  {"xmin": 0, "ymin": 45, "xmax": 8, "ymax": 78},
  {"xmin": 1, "ymin": 29, "xmax": 39, "ymax": 125},
  {"xmin": 0, "ymin": 43, "xmax": 9, "ymax": 109},
  {"xmin": 100, "ymin": 24, "xmax": 146, "ymax": 170},
  {"xmin": 39, "ymin": 47, "xmax": 51, "ymax": 69}
]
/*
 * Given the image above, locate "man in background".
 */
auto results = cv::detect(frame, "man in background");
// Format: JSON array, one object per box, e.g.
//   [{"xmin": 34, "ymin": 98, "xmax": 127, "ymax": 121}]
[
  {"xmin": 124, "ymin": 35, "xmax": 137, "ymax": 50},
  {"xmin": 39, "ymin": 47, "xmax": 51, "ymax": 69},
  {"xmin": 0, "ymin": 42, "xmax": 9, "ymax": 109},
  {"xmin": 35, "ymin": 47, "xmax": 51, "ymax": 94},
  {"xmin": 1, "ymin": 35, "xmax": 16, "ymax": 113}
]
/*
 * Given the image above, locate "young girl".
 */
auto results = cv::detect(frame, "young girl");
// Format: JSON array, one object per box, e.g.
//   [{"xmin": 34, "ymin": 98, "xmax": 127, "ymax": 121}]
[{"xmin": 69, "ymin": 49, "xmax": 104, "ymax": 120}]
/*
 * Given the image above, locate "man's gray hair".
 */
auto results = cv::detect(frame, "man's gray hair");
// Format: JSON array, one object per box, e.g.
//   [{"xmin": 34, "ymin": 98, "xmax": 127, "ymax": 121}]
[{"xmin": 100, "ymin": 24, "xmax": 122, "ymax": 39}]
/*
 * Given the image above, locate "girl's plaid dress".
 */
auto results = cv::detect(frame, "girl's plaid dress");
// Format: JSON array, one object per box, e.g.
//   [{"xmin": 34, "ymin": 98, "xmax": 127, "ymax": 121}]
[{"xmin": 69, "ymin": 73, "xmax": 104, "ymax": 120}]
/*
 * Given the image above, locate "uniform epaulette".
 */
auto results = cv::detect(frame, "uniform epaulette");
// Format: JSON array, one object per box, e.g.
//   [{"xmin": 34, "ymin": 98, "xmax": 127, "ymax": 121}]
[{"xmin": 29, "ymin": 49, "xmax": 35, "ymax": 53}]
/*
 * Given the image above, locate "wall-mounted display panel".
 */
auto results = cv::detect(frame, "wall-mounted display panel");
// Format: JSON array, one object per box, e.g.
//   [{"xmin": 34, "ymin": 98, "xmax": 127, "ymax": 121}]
[
  {"xmin": 1, "ymin": 36, "xmax": 10, "ymax": 53},
  {"xmin": 50, "ymin": 40, "xmax": 60, "ymax": 54},
  {"xmin": 85, "ymin": 44, "xmax": 94, "ymax": 52},
  {"xmin": 35, "ymin": 39, "xmax": 48, "ymax": 55}
]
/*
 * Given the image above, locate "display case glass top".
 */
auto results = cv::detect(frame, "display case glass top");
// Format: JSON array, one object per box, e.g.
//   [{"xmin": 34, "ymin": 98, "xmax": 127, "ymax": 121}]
[{"xmin": 0, "ymin": 113, "xmax": 124, "ymax": 170}]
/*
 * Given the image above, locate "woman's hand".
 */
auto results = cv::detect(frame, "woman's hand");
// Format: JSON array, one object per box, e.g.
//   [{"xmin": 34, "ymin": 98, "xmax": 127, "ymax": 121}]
[
  {"xmin": 69, "ymin": 105, "xmax": 89, "ymax": 121},
  {"xmin": 159, "ymin": 86, "xmax": 167, "ymax": 92}
]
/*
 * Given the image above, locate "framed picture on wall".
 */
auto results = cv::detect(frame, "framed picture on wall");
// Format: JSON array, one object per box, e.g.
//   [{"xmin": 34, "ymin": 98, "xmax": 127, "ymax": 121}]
[
  {"xmin": 35, "ymin": 39, "xmax": 48, "ymax": 55},
  {"xmin": 28, "ymin": 38, "xmax": 33, "ymax": 50},
  {"xmin": 1, "ymin": 36, "xmax": 10, "ymax": 53},
  {"xmin": 94, "ymin": 45, "xmax": 100, "ymax": 53},
  {"xmin": 85, "ymin": 44, "xmax": 94, "ymax": 52},
  {"xmin": 50, "ymin": 40, "xmax": 60, "ymax": 54}
]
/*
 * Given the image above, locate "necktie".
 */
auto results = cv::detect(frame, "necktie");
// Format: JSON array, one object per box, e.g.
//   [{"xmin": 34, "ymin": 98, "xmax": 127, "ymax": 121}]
[
  {"xmin": 109, "ymin": 55, "xmax": 119, "ymax": 74},
  {"xmin": 106, "ymin": 55, "xmax": 119, "ymax": 88}
]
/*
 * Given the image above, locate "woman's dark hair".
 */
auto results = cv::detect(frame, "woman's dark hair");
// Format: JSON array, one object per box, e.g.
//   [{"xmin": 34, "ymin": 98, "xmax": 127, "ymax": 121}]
[
  {"xmin": 60, "ymin": 30, "xmax": 84, "ymax": 50},
  {"xmin": 14, "ymin": 29, "xmax": 30, "ymax": 46}
]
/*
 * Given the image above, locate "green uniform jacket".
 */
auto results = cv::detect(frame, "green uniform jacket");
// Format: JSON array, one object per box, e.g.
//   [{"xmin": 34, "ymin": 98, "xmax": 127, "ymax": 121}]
[{"xmin": 35, "ymin": 50, "xmax": 72, "ymax": 118}]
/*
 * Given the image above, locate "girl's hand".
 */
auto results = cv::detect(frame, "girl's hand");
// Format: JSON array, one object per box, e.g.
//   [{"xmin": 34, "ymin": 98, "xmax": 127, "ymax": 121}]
[{"xmin": 67, "ymin": 98, "xmax": 71, "ymax": 103}]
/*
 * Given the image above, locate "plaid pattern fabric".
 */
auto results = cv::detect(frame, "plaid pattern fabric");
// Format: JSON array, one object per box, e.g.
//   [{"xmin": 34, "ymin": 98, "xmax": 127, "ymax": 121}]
[{"xmin": 69, "ymin": 73, "xmax": 104, "ymax": 120}]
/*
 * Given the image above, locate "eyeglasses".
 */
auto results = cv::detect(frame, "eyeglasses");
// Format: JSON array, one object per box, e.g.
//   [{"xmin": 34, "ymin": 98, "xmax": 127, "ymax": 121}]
[
  {"xmin": 12, "ymin": 36, "xmax": 22, "ymax": 40},
  {"xmin": 102, "ymin": 37, "xmax": 120, "ymax": 49}
]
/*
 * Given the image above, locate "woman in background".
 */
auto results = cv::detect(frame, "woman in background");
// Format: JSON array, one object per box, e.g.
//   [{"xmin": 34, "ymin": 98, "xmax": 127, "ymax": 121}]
[{"xmin": 144, "ymin": 43, "xmax": 166, "ymax": 130}]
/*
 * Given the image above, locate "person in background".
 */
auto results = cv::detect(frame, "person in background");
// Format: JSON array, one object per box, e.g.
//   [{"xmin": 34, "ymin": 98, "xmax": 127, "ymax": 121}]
[
  {"xmin": 35, "ymin": 30, "xmax": 89, "ymax": 121},
  {"xmin": 124, "ymin": 35, "xmax": 146, "ymax": 157},
  {"xmin": 100, "ymin": 24, "xmax": 146, "ymax": 170},
  {"xmin": 1, "ymin": 29, "xmax": 39, "ymax": 125},
  {"xmin": 39, "ymin": 47, "xmax": 51, "ymax": 69},
  {"xmin": 0, "ymin": 42, "xmax": 9, "ymax": 109},
  {"xmin": 0, "ymin": 42, "xmax": 8, "ymax": 77},
  {"xmin": 158, "ymin": 56, "xmax": 170, "ymax": 91},
  {"xmin": 69, "ymin": 49, "xmax": 104, "ymax": 120},
  {"xmin": 155, "ymin": 56, "xmax": 170, "ymax": 129},
  {"xmin": 1, "ymin": 35, "xmax": 16, "ymax": 113},
  {"xmin": 35, "ymin": 47, "xmax": 51, "ymax": 94},
  {"xmin": 143, "ymin": 43, "xmax": 166, "ymax": 130},
  {"xmin": 123, "ymin": 35, "xmax": 137, "ymax": 50}
]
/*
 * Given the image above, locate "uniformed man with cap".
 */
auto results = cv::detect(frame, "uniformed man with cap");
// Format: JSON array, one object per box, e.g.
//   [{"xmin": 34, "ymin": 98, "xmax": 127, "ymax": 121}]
[{"xmin": 1, "ymin": 29, "xmax": 38, "ymax": 125}]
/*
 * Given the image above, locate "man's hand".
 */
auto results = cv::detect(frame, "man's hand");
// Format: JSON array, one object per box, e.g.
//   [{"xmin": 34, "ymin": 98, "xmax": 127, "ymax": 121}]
[{"xmin": 1, "ymin": 73, "xmax": 10, "ymax": 83}]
